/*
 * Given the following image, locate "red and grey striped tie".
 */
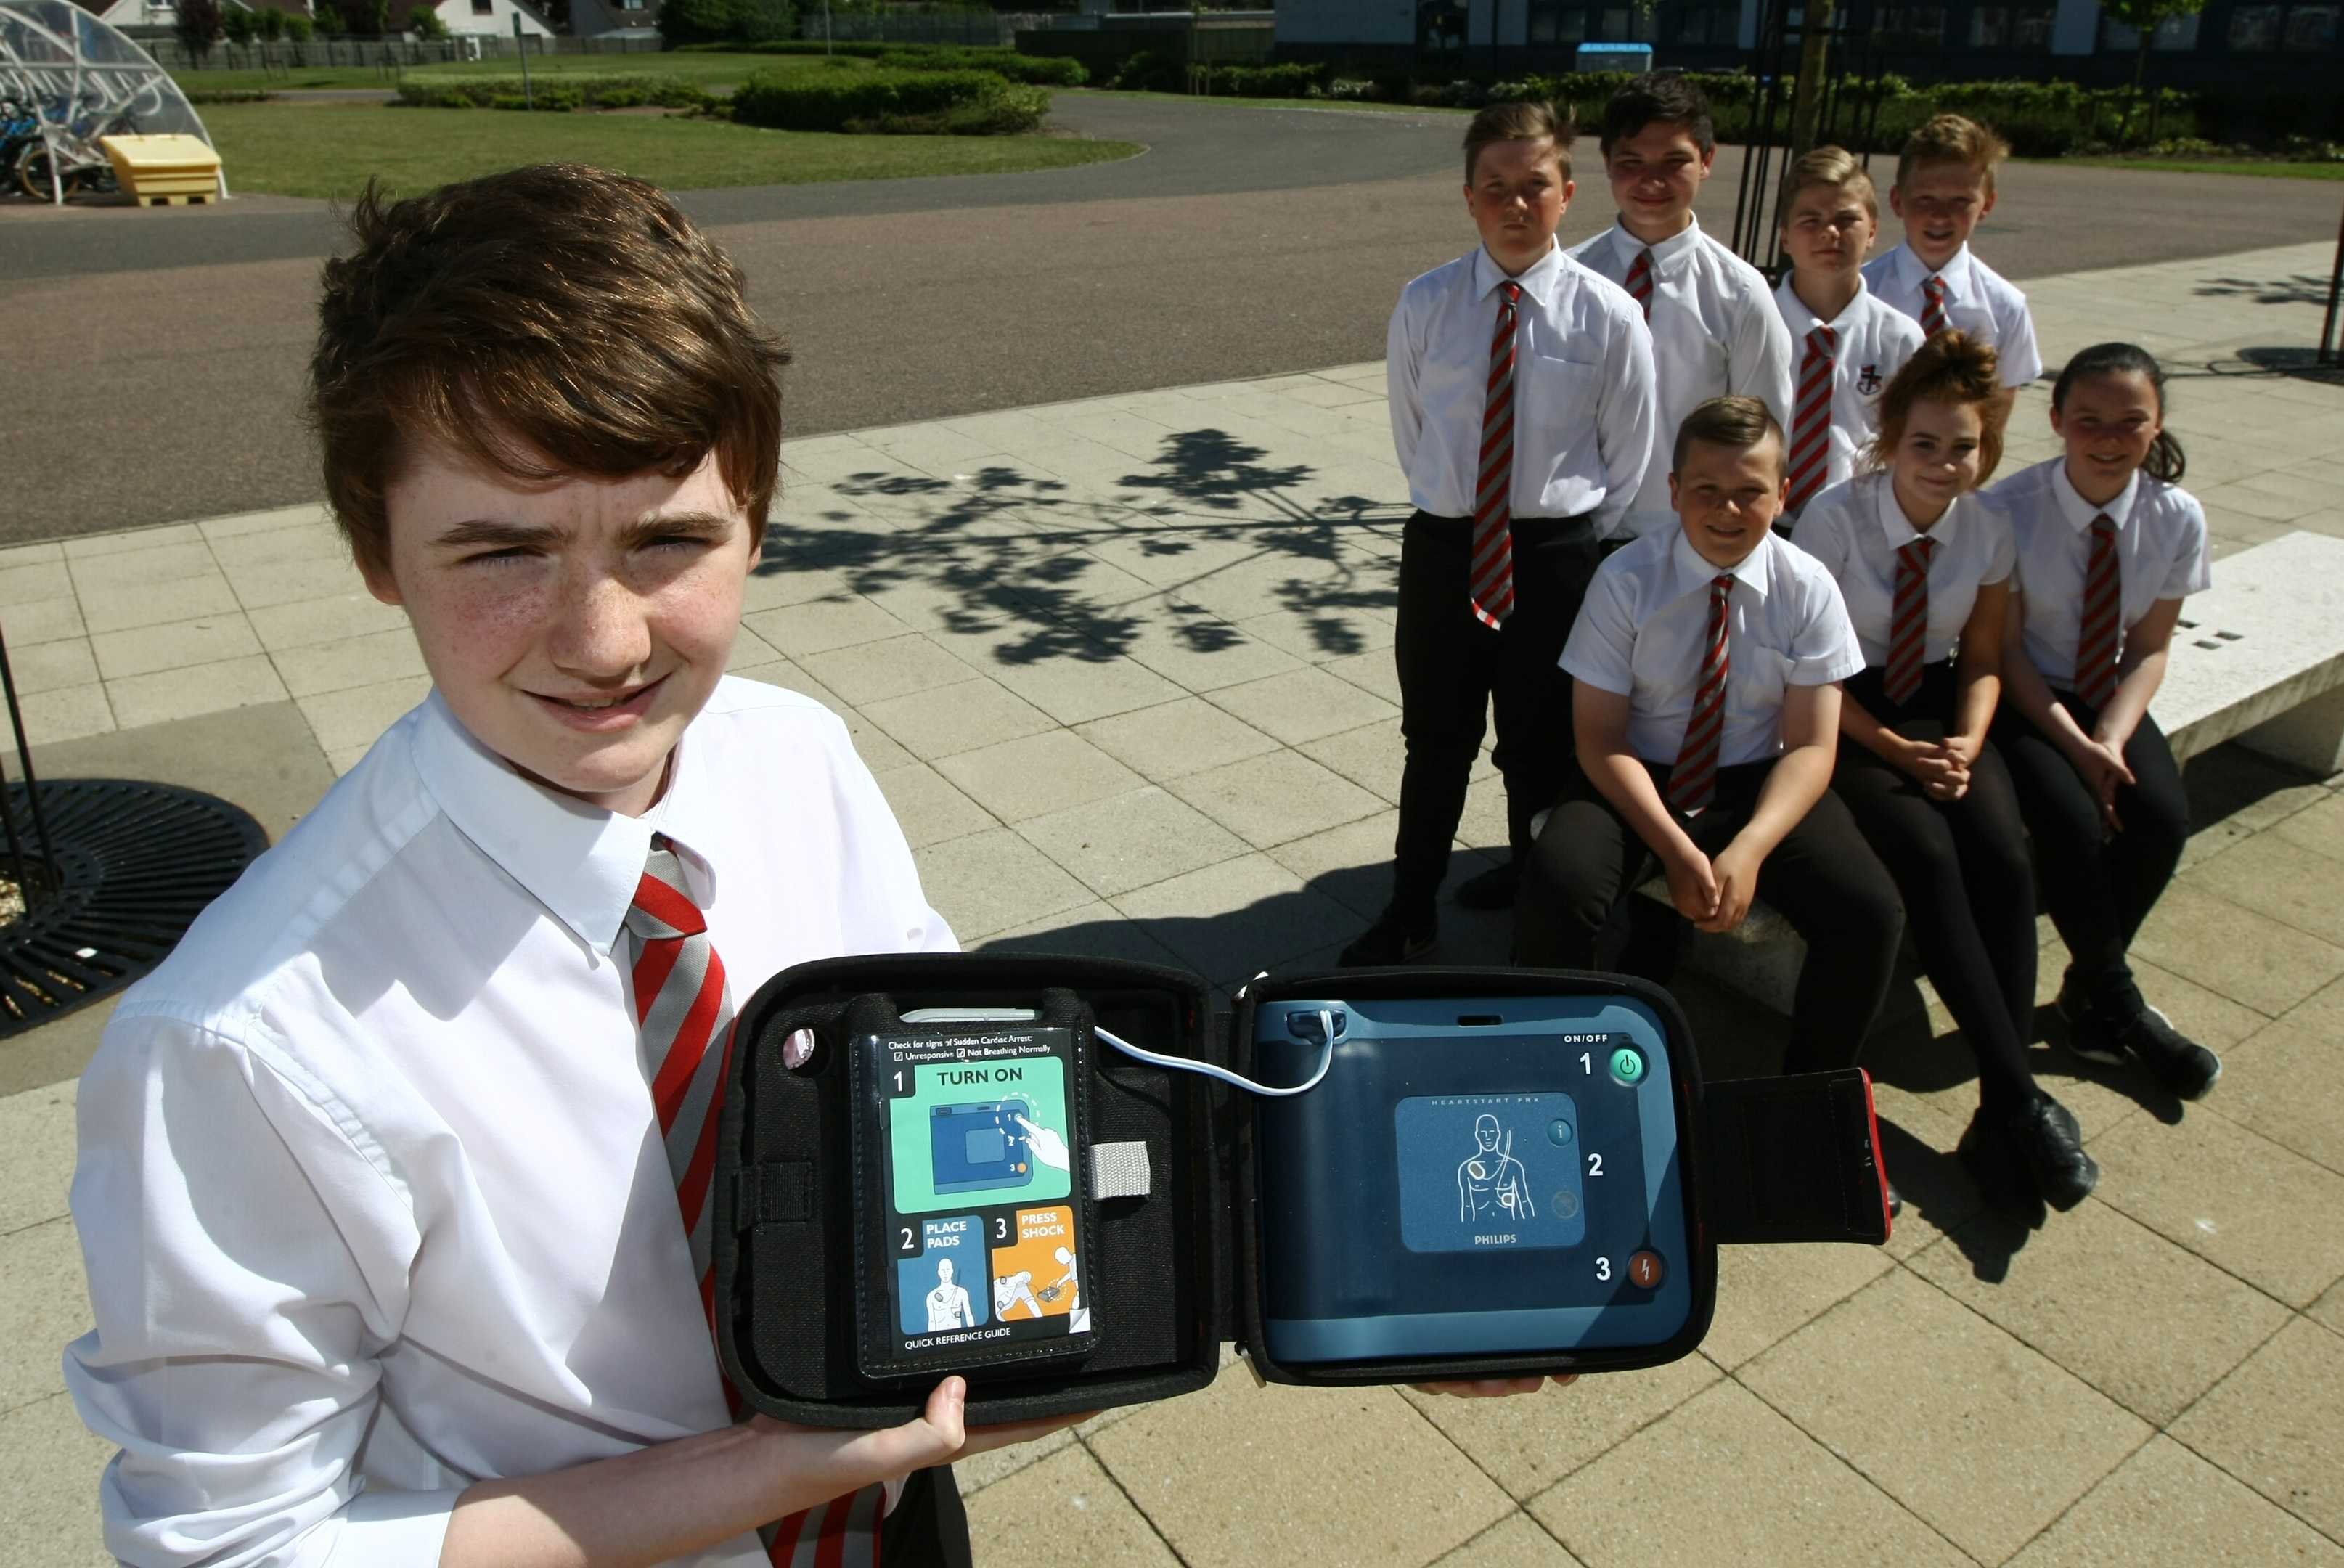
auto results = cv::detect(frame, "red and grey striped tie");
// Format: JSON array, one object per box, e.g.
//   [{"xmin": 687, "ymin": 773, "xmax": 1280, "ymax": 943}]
[
  {"xmin": 1669, "ymin": 574, "xmax": 1735, "ymax": 814},
  {"xmin": 1919, "ymin": 275, "xmax": 1950, "ymax": 337},
  {"xmin": 626, "ymin": 840, "xmax": 886, "ymax": 1567},
  {"xmin": 2075, "ymin": 513, "xmax": 2121, "ymax": 709},
  {"xmin": 1786, "ymin": 325, "xmax": 1837, "ymax": 515},
  {"xmin": 1883, "ymin": 536, "xmax": 1937, "ymax": 705},
  {"xmin": 1624, "ymin": 246, "xmax": 1655, "ymax": 319},
  {"xmin": 1469, "ymin": 279, "xmax": 1522, "ymax": 630}
]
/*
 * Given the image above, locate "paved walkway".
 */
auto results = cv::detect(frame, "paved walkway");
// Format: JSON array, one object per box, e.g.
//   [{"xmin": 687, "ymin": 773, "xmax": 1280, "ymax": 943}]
[{"xmin": 1, "ymin": 240, "xmax": 2341, "ymax": 1566}]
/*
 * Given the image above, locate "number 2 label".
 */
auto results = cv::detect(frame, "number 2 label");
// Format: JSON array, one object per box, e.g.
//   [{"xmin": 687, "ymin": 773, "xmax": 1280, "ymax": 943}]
[{"xmin": 1586, "ymin": 1152, "xmax": 1604, "ymax": 1177}]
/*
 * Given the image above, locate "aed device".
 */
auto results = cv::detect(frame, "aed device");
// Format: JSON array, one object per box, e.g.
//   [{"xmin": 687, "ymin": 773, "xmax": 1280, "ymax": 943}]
[{"xmin": 711, "ymin": 957, "xmax": 1892, "ymax": 1430}]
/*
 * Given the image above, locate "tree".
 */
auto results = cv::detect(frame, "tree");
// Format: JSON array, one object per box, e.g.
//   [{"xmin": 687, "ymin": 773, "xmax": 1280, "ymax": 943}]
[
  {"xmin": 176, "ymin": 0, "xmax": 225, "ymax": 59},
  {"xmin": 2099, "ymin": 0, "xmax": 2208, "ymax": 95}
]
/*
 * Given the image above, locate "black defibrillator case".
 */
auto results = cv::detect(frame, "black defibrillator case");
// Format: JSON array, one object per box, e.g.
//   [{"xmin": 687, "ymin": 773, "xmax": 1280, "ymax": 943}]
[{"xmin": 711, "ymin": 953, "xmax": 1891, "ymax": 1430}]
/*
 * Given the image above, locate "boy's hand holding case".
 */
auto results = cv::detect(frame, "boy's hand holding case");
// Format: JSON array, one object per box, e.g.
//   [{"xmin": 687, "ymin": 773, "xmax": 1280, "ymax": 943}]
[{"xmin": 711, "ymin": 955, "xmax": 1890, "ymax": 1429}]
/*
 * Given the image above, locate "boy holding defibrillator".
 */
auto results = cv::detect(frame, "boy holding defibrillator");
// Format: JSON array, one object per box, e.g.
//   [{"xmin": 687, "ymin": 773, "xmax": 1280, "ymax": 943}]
[{"xmin": 65, "ymin": 166, "xmax": 1072, "ymax": 1568}]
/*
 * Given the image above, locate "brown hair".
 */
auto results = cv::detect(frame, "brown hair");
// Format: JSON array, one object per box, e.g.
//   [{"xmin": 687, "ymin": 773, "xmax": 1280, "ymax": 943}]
[
  {"xmin": 1778, "ymin": 144, "xmax": 1879, "ymax": 223},
  {"xmin": 1600, "ymin": 71, "xmax": 1714, "ymax": 155},
  {"xmin": 1464, "ymin": 99, "xmax": 1575, "ymax": 181},
  {"xmin": 1896, "ymin": 113, "xmax": 2012, "ymax": 196},
  {"xmin": 1866, "ymin": 330, "xmax": 2006, "ymax": 481},
  {"xmin": 1673, "ymin": 393, "xmax": 1786, "ymax": 478},
  {"xmin": 310, "ymin": 164, "xmax": 790, "ymax": 582}
]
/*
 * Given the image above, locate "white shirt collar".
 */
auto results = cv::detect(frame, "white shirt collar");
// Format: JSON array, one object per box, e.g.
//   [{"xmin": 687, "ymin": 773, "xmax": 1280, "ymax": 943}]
[
  {"xmin": 1872, "ymin": 473, "xmax": 1961, "ymax": 552},
  {"xmin": 412, "ymin": 693, "xmax": 719, "ymax": 960},
  {"xmin": 2050, "ymin": 461, "xmax": 2139, "ymax": 534},
  {"xmin": 1608, "ymin": 215, "xmax": 1704, "ymax": 273},
  {"xmin": 1474, "ymin": 239, "xmax": 1566, "ymax": 307},
  {"xmin": 1774, "ymin": 273, "xmax": 1872, "ymax": 335},
  {"xmin": 1893, "ymin": 240, "xmax": 1973, "ymax": 297},
  {"xmin": 1670, "ymin": 525, "xmax": 1773, "ymax": 603}
]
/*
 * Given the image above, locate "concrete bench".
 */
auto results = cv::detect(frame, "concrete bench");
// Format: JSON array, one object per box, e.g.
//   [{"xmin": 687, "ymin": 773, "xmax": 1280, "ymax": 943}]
[{"xmin": 1647, "ymin": 530, "xmax": 2344, "ymax": 1014}]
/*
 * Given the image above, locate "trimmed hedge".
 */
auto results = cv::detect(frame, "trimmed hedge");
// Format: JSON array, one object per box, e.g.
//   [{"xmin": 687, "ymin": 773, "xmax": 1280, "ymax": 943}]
[
  {"xmin": 729, "ymin": 67, "xmax": 1049, "ymax": 134},
  {"xmin": 395, "ymin": 75, "xmax": 715, "ymax": 110},
  {"xmin": 873, "ymin": 46, "xmax": 1085, "ymax": 85}
]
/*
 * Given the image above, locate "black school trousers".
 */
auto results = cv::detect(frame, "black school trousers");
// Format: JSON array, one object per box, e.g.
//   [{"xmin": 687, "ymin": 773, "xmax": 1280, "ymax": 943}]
[
  {"xmin": 1390, "ymin": 510, "xmax": 1605, "ymax": 919},
  {"xmin": 1832, "ymin": 663, "xmax": 2039, "ymax": 1117},
  {"xmin": 1993, "ymin": 690, "xmax": 2190, "ymax": 1022},
  {"xmin": 1516, "ymin": 756, "xmax": 1904, "ymax": 1073},
  {"xmin": 882, "ymin": 1466, "xmax": 971, "ymax": 1566}
]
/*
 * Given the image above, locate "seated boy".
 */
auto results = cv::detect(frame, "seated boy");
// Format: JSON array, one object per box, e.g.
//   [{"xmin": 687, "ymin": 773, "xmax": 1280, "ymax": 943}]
[
  {"xmin": 1862, "ymin": 113, "xmax": 2043, "ymax": 399},
  {"xmin": 1565, "ymin": 73, "xmax": 1794, "ymax": 544},
  {"xmin": 65, "ymin": 166, "xmax": 1074, "ymax": 1568},
  {"xmin": 1514, "ymin": 396, "xmax": 1903, "ymax": 1077}
]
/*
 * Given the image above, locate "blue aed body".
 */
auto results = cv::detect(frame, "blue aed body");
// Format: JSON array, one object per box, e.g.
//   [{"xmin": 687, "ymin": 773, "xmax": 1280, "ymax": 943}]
[
  {"xmin": 929, "ymin": 1098, "xmax": 1036, "ymax": 1195},
  {"xmin": 1251, "ymin": 995, "xmax": 1692, "ymax": 1365}
]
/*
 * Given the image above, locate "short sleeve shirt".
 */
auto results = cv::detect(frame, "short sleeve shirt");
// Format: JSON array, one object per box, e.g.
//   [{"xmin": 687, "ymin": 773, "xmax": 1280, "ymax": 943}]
[
  {"xmin": 1564, "ymin": 527, "xmax": 1866, "ymax": 767},
  {"xmin": 1862, "ymin": 242, "xmax": 2043, "ymax": 387},
  {"xmin": 1794, "ymin": 472, "xmax": 2015, "ymax": 666},
  {"xmin": 1771, "ymin": 277, "xmax": 1927, "ymax": 506},
  {"xmin": 1993, "ymin": 457, "xmax": 2213, "ymax": 687}
]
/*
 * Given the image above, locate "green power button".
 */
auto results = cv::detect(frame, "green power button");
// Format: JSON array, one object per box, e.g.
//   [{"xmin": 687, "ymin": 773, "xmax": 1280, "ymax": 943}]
[{"xmin": 1610, "ymin": 1047, "xmax": 1646, "ymax": 1085}]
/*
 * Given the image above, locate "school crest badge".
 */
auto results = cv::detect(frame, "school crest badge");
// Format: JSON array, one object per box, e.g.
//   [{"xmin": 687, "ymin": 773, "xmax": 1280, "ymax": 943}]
[{"xmin": 1856, "ymin": 364, "xmax": 1882, "ymax": 394}]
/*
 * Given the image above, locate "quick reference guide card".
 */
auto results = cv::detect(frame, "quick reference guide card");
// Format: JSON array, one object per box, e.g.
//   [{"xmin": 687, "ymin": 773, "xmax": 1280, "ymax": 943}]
[{"xmin": 854, "ymin": 1025, "xmax": 1097, "ymax": 1379}]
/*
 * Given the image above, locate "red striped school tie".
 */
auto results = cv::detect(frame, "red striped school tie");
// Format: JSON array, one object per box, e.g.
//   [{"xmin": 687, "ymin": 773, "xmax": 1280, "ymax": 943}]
[
  {"xmin": 1883, "ymin": 536, "xmax": 1937, "ymax": 706},
  {"xmin": 1786, "ymin": 325, "xmax": 1837, "ymax": 515},
  {"xmin": 1919, "ymin": 275, "xmax": 1950, "ymax": 338},
  {"xmin": 2075, "ymin": 513, "xmax": 2122, "ymax": 709},
  {"xmin": 1624, "ymin": 246, "xmax": 1655, "ymax": 319},
  {"xmin": 626, "ymin": 840, "xmax": 886, "ymax": 1568},
  {"xmin": 1470, "ymin": 280, "xmax": 1522, "ymax": 630},
  {"xmin": 1669, "ymin": 574, "xmax": 1735, "ymax": 814}
]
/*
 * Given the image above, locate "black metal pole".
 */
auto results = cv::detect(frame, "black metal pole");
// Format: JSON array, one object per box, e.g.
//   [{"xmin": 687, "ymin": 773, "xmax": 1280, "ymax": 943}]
[
  {"xmin": 2320, "ymin": 200, "xmax": 2344, "ymax": 367},
  {"xmin": 0, "ymin": 619, "xmax": 57, "ymax": 891}
]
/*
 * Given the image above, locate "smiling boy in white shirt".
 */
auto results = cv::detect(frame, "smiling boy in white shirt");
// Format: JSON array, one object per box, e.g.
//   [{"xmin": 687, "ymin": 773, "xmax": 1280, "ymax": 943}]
[
  {"xmin": 1862, "ymin": 113, "xmax": 2043, "ymax": 402},
  {"xmin": 65, "ymin": 166, "xmax": 1077, "ymax": 1568},
  {"xmin": 1567, "ymin": 73, "xmax": 1794, "ymax": 543}
]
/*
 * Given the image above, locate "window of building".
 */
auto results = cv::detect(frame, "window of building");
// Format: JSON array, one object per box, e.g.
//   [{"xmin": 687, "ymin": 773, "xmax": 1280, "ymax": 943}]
[
  {"xmin": 1419, "ymin": 0, "xmax": 1467, "ymax": 50},
  {"xmin": 2102, "ymin": 10, "xmax": 2200, "ymax": 49},
  {"xmin": 2284, "ymin": 3, "xmax": 2338, "ymax": 46},
  {"xmin": 1675, "ymin": 5, "xmax": 1737, "ymax": 41},
  {"xmin": 1872, "ymin": 5, "xmax": 1945, "ymax": 43},
  {"xmin": 2229, "ymin": 4, "xmax": 2282, "ymax": 46},
  {"xmin": 1969, "ymin": 6, "xmax": 2006, "ymax": 45},
  {"xmin": 1528, "ymin": 1, "xmax": 1590, "ymax": 41},
  {"xmin": 2012, "ymin": 4, "xmax": 2051, "ymax": 43}
]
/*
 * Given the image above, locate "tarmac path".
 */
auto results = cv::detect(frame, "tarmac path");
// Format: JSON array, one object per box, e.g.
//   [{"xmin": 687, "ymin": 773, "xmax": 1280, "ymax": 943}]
[{"xmin": 2, "ymin": 91, "xmax": 2337, "ymax": 545}]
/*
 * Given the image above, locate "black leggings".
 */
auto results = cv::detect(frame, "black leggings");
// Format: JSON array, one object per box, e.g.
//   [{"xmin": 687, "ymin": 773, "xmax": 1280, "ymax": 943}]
[
  {"xmin": 1993, "ymin": 694, "xmax": 2190, "ymax": 1021},
  {"xmin": 1516, "ymin": 758, "xmax": 1904, "ymax": 1074},
  {"xmin": 1832, "ymin": 667, "xmax": 2039, "ymax": 1116}
]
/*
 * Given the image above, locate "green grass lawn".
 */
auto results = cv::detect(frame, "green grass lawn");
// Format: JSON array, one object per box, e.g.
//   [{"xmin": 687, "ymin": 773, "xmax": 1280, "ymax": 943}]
[
  {"xmin": 203, "ymin": 101, "xmax": 1135, "ymax": 199},
  {"xmin": 175, "ymin": 50, "xmax": 869, "ymax": 97},
  {"xmin": 2051, "ymin": 156, "xmax": 2344, "ymax": 180}
]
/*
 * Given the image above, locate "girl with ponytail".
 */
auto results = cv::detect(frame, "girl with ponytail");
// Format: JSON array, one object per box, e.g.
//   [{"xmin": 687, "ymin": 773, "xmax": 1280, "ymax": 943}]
[
  {"xmin": 1991, "ymin": 342, "xmax": 2219, "ymax": 1105},
  {"xmin": 1797, "ymin": 331, "xmax": 2097, "ymax": 1218}
]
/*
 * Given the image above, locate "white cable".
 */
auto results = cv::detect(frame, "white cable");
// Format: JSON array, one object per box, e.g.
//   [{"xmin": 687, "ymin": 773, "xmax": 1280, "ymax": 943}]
[{"xmin": 1093, "ymin": 1013, "xmax": 1337, "ymax": 1098}]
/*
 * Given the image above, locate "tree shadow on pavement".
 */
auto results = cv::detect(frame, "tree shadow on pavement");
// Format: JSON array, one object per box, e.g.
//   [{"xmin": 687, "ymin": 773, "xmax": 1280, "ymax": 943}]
[{"xmin": 760, "ymin": 426, "xmax": 1405, "ymax": 669}]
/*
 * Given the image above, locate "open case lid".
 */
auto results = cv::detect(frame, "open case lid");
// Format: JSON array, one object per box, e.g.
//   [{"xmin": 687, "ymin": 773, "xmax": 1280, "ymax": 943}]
[{"xmin": 711, "ymin": 952, "xmax": 1888, "ymax": 1428}]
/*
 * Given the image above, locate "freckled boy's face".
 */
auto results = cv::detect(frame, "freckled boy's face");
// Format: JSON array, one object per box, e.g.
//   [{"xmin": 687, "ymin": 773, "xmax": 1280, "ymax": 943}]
[
  {"xmin": 368, "ymin": 442, "xmax": 756, "ymax": 817},
  {"xmin": 1670, "ymin": 436, "xmax": 1786, "ymax": 569}
]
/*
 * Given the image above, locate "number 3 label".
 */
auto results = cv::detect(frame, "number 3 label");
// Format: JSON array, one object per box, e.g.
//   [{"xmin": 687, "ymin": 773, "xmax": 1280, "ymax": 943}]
[{"xmin": 1595, "ymin": 1257, "xmax": 1612, "ymax": 1281}]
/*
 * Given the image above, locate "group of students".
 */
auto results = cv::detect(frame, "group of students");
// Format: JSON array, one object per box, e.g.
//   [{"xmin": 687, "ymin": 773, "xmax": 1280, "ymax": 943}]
[{"xmin": 1353, "ymin": 77, "xmax": 2220, "ymax": 1221}]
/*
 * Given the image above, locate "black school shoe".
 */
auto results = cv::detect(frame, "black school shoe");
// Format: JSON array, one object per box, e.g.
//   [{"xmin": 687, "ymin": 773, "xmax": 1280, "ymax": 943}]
[
  {"xmin": 1339, "ymin": 906, "xmax": 1437, "ymax": 967},
  {"xmin": 2067, "ymin": 999, "xmax": 2223, "ymax": 1100},
  {"xmin": 1958, "ymin": 1109, "xmax": 2046, "ymax": 1223},
  {"xmin": 2006, "ymin": 1094, "xmax": 2100, "ymax": 1211},
  {"xmin": 1453, "ymin": 861, "xmax": 1520, "ymax": 911}
]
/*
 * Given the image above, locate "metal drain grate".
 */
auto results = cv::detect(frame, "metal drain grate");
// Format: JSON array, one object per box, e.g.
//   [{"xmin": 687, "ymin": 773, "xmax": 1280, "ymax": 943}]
[{"xmin": 0, "ymin": 780, "xmax": 266, "ymax": 1037}]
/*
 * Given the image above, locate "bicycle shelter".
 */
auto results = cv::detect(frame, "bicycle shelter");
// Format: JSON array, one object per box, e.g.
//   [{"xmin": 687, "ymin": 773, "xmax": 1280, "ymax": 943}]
[{"xmin": 0, "ymin": 0, "xmax": 213, "ymax": 205}]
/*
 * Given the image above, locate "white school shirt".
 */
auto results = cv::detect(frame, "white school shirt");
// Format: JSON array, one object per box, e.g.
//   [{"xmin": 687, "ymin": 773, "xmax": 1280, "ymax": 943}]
[
  {"xmin": 65, "ymin": 679, "xmax": 955, "ymax": 1568},
  {"xmin": 1994, "ymin": 457, "xmax": 2212, "ymax": 688},
  {"xmin": 1387, "ymin": 240, "xmax": 1658, "ymax": 537},
  {"xmin": 1772, "ymin": 277, "xmax": 1926, "ymax": 502},
  {"xmin": 1862, "ymin": 241, "xmax": 2043, "ymax": 388},
  {"xmin": 1564, "ymin": 526, "xmax": 1866, "ymax": 767},
  {"xmin": 1794, "ymin": 472, "xmax": 2015, "ymax": 667},
  {"xmin": 1567, "ymin": 217, "xmax": 1797, "ymax": 539}
]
